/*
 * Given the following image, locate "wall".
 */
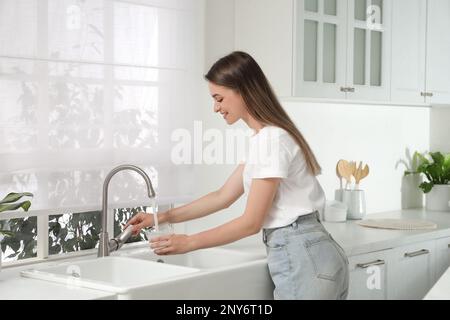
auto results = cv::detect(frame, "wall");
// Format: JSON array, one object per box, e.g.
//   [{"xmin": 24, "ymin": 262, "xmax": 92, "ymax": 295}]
[{"xmin": 430, "ymin": 107, "xmax": 450, "ymax": 152}]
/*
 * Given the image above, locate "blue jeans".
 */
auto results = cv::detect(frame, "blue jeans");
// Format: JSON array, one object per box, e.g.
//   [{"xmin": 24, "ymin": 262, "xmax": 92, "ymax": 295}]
[{"xmin": 263, "ymin": 211, "xmax": 349, "ymax": 300}]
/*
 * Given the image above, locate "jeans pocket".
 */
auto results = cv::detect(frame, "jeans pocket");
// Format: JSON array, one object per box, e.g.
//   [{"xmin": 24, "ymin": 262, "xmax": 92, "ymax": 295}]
[{"xmin": 304, "ymin": 233, "xmax": 345, "ymax": 282}]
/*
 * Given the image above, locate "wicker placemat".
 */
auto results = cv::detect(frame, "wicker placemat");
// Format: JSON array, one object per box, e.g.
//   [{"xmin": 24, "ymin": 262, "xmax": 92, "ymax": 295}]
[{"xmin": 356, "ymin": 218, "xmax": 437, "ymax": 230}]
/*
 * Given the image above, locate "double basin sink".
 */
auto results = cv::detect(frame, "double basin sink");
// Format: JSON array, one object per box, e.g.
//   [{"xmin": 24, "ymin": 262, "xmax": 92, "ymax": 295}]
[{"xmin": 20, "ymin": 246, "xmax": 272, "ymax": 299}]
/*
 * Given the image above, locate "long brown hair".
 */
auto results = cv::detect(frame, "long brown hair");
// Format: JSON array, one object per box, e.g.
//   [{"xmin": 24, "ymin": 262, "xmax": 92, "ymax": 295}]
[{"xmin": 205, "ymin": 51, "xmax": 322, "ymax": 176}]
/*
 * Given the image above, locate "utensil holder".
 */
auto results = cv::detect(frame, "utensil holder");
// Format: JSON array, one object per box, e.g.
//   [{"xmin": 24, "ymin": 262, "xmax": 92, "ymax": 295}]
[
  {"xmin": 342, "ymin": 189, "xmax": 366, "ymax": 220},
  {"xmin": 334, "ymin": 189, "xmax": 344, "ymax": 202}
]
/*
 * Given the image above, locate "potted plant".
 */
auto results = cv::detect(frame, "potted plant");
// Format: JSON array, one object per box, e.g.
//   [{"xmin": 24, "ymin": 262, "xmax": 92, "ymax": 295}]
[
  {"xmin": 0, "ymin": 192, "xmax": 33, "ymax": 271},
  {"xmin": 417, "ymin": 152, "xmax": 450, "ymax": 211},
  {"xmin": 396, "ymin": 149, "xmax": 423, "ymax": 209}
]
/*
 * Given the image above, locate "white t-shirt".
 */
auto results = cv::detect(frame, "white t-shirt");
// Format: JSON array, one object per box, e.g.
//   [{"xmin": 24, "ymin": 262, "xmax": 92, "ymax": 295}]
[{"xmin": 242, "ymin": 126, "xmax": 326, "ymax": 229}]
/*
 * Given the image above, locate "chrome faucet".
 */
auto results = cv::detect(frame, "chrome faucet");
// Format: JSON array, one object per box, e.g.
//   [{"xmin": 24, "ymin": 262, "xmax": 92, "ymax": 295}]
[{"xmin": 98, "ymin": 164, "xmax": 156, "ymax": 257}]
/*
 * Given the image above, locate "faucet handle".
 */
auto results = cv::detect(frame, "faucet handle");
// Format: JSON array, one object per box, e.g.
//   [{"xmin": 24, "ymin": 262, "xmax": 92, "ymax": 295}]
[{"xmin": 109, "ymin": 225, "xmax": 134, "ymax": 252}]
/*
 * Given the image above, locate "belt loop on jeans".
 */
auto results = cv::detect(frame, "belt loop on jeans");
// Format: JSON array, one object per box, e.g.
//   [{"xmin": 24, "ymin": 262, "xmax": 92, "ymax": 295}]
[{"xmin": 291, "ymin": 220, "xmax": 298, "ymax": 229}]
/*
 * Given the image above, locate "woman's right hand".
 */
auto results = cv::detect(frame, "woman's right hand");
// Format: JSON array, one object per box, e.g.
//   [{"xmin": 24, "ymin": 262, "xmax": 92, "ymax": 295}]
[{"xmin": 124, "ymin": 212, "xmax": 154, "ymax": 236}]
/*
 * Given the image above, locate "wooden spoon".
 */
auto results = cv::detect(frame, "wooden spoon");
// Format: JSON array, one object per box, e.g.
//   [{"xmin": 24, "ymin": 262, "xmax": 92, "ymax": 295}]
[
  {"xmin": 350, "ymin": 161, "xmax": 357, "ymax": 188},
  {"xmin": 338, "ymin": 160, "xmax": 353, "ymax": 189},
  {"xmin": 336, "ymin": 160, "xmax": 345, "ymax": 189}
]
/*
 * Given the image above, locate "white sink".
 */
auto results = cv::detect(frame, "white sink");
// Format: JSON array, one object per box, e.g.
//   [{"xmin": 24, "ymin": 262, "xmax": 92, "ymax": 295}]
[
  {"xmin": 116, "ymin": 247, "xmax": 266, "ymax": 269},
  {"xmin": 20, "ymin": 246, "xmax": 273, "ymax": 299},
  {"xmin": 110, "ymin": 247, "xmax": 273, "ymax": 299},
  {"xmin": 20, "ymin": 256, "xmax": 200, "ymax": 295}
]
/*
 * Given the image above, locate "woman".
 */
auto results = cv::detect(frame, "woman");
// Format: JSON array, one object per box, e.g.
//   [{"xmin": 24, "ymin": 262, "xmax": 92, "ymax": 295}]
[{"xmin": 125, "ymin": 51, "xmax": 349, "ymax": 300}]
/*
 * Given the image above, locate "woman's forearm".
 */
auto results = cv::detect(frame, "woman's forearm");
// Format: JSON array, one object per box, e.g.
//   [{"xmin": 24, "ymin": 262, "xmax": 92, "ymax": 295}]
[
  {"xmin": 161, "ymin": 190, "xmax": 228, "ymax": 224},
  {"xmin": 188, "ymin": 216, "xmax": 257, "ymax": 250}
]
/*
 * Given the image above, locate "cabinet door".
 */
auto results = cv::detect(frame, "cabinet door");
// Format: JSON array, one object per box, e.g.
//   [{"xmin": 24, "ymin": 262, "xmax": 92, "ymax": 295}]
[
  {"xmin": 294, "ymin": 0, "xmax": 347, "ymax": 99},
  {"xmin": 390, "ymin": 240, "xmax": 435, "ymax": 300},
  {"xmin": 347, "ymin": 249, "xmax": 392, "ymax": 300},
  {"xmin": 390, "ymin": 0, "xmax": 427, "ymax": 104},
  {"xmin": 346, "ymin": 0, "xmax": 391, "ymax": 101},
  {"xmin": 425, "ymin": 0, "xmax": 450, "ymax": 105},
  {"xmin": 235, "ymin": 0, "xmax": 294, "ymax": 97},
  {"xmin": 435, "ymin": 237, "xmax": 450, "ymax": 281}
]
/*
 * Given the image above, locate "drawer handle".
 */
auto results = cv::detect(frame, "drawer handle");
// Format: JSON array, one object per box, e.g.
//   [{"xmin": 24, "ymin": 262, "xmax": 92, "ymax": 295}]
[
  {"xmin": 404, "ymin": 249, "xmax": 429, "ymax": 258},
  {"xmin": 420, "ymin": 92, "xmax": 433, "ymax": 97},
  {"xmin": 356, "ymin": 259, "xmax": 385, "ymax": 269}
]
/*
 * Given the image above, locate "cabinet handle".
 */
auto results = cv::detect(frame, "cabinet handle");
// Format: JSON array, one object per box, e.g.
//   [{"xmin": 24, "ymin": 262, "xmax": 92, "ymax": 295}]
[
  {"xmin": 340, "ymin": 87, "xmax": 347, "ymax": 92},
  {"xmin": 356, "ymin": 259, "xmax": 385, "ymax": 268},
  {"xmin": 404, "ymin": 249, "xmax": 429, "ymax": 258},
  {"xmin": 420, "ymin": 92, "xmax": 433, "ymax": 97},
  {"xmin": 447, "ymin": 244, "xmax": 450, "ymax": 248},
  {"xmin": 420, "ymin": 92, "xmax": 426, "ymax": 97},
  {"xmin": 347, "ymin": 87, "xmax": 355, "ymax": 93},
  {"xmin": 428, "ymin": 92, "xmax": 433, "ymax": 97}
]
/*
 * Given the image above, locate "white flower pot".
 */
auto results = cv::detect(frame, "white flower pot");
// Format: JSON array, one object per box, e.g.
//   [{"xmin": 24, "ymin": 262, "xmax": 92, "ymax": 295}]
[
  {"xmin": 401, "ymin": 173, "xmax": 423, "ymax": 209},
  {"xmin": 426, "ymin": 184, "xmax": 450, "ymax": 212}
]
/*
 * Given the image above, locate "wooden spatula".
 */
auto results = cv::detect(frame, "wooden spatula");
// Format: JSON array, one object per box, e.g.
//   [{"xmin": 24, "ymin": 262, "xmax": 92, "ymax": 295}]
[{"xmin": 354, "ymin": 162, "xmax": 370, "ymax": 189}]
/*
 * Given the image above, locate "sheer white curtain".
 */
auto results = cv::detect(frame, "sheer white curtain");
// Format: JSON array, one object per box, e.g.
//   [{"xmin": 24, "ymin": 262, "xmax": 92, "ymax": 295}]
[{"xmin": 0, "ymin": 0, "xmax": 202, "ymax": 211}]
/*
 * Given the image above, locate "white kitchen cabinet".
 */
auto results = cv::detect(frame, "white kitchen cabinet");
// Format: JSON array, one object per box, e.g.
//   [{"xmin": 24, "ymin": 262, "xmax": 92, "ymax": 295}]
[
  {"xmin": 390, "ymin": 0, "xmax": 427, "ymax": 104},
  {"xmin": 391, "ymin": 0, "xmax": 450, "ymax": 105},
  {"xmin": 294, "ymin": 0, "xmax": 392, "ymax": 101},
  {"xmin": 435, "ymin": 237, "xmax": 450, "ymax": 281},
  {"xmin": 293, "ymin": 0, "xmax": 347, "ymax": 99},
  {"xmin": 235, "ymin": 0, "xmax": 294, "ymax": 97},
  {"xmin": 235, "ymin": 0, "xmax": 450, "ymax": 105},
  {"xmin": 389, "ymin": 240, "xmax": 435, "ymax": 300},
  {"xmin": 425, "ymin": 0, "xmax": 450, "ymax": 105},
  {"xmin": 345, "ymin": 0, "xmax": 391, "ymax": 101},
  {"xmin": 347, "ymin": 249, "xmax": 393, "ymax": 300}
]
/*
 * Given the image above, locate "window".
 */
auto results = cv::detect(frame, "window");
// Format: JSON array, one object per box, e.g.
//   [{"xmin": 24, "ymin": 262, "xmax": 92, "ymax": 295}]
[{"xmin": 0, "ymin": 0, "xmax": 200, "ymax": 264}]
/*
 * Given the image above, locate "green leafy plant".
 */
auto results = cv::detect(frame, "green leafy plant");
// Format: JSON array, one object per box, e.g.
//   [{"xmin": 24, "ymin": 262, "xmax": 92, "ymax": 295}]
[
  {"xmin": 416, "ymin": 152, "xmax": 450, "ymax": 193},
  {"xmin": 0, "ymin": 192, "xmax": 33, "ymax": 237}
]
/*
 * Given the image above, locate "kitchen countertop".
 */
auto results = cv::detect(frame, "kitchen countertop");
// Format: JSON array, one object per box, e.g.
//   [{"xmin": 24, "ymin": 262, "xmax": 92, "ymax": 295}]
[
  {"xmin": 322, "ymin": 208, "xmax": 450, "ymax": 256},
  {"xmin": 0, "ymin": 254, "xmax": 116, "ymax": 300},
  {"xmin": 1, "ymin": 208, "xmax": 449, "ymax": 300}
]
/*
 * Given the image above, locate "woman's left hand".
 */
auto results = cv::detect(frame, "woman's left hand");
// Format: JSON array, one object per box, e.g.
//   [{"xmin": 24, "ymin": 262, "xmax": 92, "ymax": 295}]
[{"xmin": 150, "ymin": 234, "xmax": 193, "ymax": 255}]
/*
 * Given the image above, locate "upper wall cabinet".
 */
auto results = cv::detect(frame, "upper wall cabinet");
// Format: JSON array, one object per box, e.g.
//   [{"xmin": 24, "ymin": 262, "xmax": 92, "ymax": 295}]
[
  {"xmin": 235, "ymin": 0, "xmax": 450, "ymax": 106},
  {"xmin": 390, "ymin": 0, "xmax": 427, "ymax": 104},
  {"xmin": 391, "ymin": 0, "xmax": 450, "ymax": 105},
  {"xmin": 295, "ymin": 0, "xmax": 391, "ymax": 101},
  {"xmin": 425, "ymin": 0, "xmax": 450, "ymax": 105},
  {"xmin": 294, "ymin": 0, "xmax": 347, "ymax": 99}
]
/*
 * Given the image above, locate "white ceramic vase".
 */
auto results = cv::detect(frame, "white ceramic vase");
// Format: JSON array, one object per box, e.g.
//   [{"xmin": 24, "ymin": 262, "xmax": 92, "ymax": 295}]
[
  {"xmin": 425, "ymin": 184, "xmax": 450, "ymax": 212},
  {"xmin": 401, "ymin": 173, "xmax": 423, "ymax": 209}
]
